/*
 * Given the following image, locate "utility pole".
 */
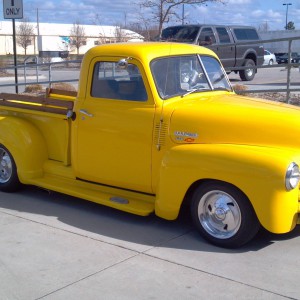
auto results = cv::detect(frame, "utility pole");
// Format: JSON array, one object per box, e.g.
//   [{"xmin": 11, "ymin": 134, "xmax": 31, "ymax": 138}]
[
  {"xmin": 36, "ymin": 8, "xmax": 42, "ymax": 53},
  {"xmin": 283, "ymin": 3, "xmax": 292, "ymax": 30},
  {"xmin": 3, "ymin": 0, "xmax": 23, "ymax": 94}
]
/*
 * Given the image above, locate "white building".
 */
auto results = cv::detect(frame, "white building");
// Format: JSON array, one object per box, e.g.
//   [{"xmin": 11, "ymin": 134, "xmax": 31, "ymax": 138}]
[{"xmin": 0, "ymin": 21, "xmax": 144, "ymax": 57}]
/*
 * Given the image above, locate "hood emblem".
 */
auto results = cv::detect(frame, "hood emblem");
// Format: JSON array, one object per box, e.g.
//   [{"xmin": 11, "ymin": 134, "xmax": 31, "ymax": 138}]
[
  {"xmin": 174, "ymin": 131, "xmax": 198, "ymax": 143},
  {"xmin": 174, "ymin": 131, "xmax": 198, "ymax": 138}
]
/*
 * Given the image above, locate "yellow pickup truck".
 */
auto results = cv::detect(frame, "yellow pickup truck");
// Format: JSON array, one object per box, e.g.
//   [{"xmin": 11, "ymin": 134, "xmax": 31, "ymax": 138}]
[{"xmin": 0, "ymin": 42, "xmax": 300, "ymax": 248}]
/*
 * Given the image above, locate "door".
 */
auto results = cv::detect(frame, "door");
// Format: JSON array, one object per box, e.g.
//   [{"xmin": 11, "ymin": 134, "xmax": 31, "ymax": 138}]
[
  {"xmin": 75, "ymin": 58, "xmax": 155, "ymax": 193},
  {"xmin": 214, "ymin": 27, "xmax": 235, "ymax": 68},
  {"xmin": 198, "ymin": 27, "xmax": 217, "ymax": 49}
]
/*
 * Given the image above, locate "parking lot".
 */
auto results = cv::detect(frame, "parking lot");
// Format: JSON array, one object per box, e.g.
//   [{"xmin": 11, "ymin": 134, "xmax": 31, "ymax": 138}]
[
  {"xmin": 0, "ymin": 63, "xmax": 300, "ymax": 300},
  {"xmin": 1, "ymin": 185, "xmax": 300, "ymax": 300},
  {"xmin": 228, "ymin": 65, "xmax": 300, "ymax": 91}
]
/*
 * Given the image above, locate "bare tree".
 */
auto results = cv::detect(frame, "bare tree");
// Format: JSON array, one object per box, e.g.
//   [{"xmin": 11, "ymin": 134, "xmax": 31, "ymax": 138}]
[
  {"xmin": 129, "ymin": 6, "xmax": 160, "ymax": 41},
  {"xmin": 128, "ymin": 22, "xmax": 159, "ymax": 41},
  {"xmin": 138, "ymin": 0, "xmax": 226, "ymax": 36},
  {"xmin": 17, "ymin": 18, "xmax": 35, "ymax": 55},
  {"xmin": 114, "ymin": 24, "xmax": 127, "ymax": 43},
  {"xmin": 258, "ymin": 22, "xmax": 269, "ymax": 32},
  {"xmin": 69, "ymin": 21, "xmax": 86, "ymax": 55}
]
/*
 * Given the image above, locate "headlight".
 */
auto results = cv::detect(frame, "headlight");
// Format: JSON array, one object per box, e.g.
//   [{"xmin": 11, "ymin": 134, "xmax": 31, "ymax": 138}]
[{"xmin": 285, "ymin": 162, "xmax": 300, "ymax": 191}]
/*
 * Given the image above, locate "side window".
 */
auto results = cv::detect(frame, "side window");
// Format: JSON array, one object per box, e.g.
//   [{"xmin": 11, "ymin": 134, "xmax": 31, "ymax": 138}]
[
  {"xmin": 233, "ymin": 28, "xmax": 259, "ymax": 40},
  {"xmin": 198, "ymin": 27, "xmax": 216, "ymax": 46},
  {"xmin": 91, "ymin": 62, "xmax": 148, "ymax": 101},
  {"xmin": 216, "ymin": 27, "xmax": 231, "ymax": 44}
]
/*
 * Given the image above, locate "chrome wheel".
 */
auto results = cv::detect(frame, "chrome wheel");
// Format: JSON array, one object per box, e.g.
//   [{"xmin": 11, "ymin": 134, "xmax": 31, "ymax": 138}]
[
  {"xmin": 245, "ymin": 68, "xmax": 253, "ymax": 78},
  {"xmin": 0, "ymin": 144, "xmax": 21, "ymax": 192},
  {"xmin": 198, "ymin": 190, "xmax": 241, "ymax": 239},
  {"xmin": 0, "ymin": 147, "xmax": 13, "ymax": 184},
  {"xmin": 239, "ymin": 59, "xmax": 255, "ymax": 81},
  {"xmin": 191, "ymin": 182, "xmax": 260, "ymax": 248}
]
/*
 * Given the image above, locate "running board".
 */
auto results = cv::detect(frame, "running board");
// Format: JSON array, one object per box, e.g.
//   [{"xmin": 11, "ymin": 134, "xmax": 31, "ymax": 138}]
[{"xmin": 27, "ymin": 174, "xmax": 155, "ymax": 216}]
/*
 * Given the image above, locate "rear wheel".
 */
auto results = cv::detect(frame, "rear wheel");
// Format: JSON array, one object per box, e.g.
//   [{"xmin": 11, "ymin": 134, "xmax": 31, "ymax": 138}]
[
  {"xmin": 239, "ymin": 59, "xmax": 256, "ymax": 81},
  {"xmin": 191, "ymin": 181, "xmax": 260, "ymax": 248},
  {"xmin": 0, "ymin": 145, "xmax": 21, "ymax": 192}
]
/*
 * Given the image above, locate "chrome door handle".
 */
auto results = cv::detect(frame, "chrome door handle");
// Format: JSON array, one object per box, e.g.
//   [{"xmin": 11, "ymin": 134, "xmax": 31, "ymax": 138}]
[{"xmin": 79, "ymin": 109, "xmax": 93, "ymax": 117}]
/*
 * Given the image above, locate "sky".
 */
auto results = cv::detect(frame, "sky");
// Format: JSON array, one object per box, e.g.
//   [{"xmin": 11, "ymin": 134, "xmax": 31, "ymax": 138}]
[{"xmin": 1, "ymin": 0, "xmax": 300, "ymax": 31}]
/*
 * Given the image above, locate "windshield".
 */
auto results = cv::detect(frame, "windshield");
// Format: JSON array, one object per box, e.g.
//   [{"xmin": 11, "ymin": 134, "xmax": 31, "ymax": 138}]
[
  {"xmin": 151, "ymin": 55, "xmax": 231, "ymax": 99},
  {"xmin": 161, "ymin": 26, "xmax": 200, "ymax": 42}
]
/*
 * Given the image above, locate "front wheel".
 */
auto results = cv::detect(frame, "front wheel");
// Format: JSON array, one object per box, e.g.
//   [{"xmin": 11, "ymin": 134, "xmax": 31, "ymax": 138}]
[
  {"xmin": 191, "ymin": 181, "xmax": 260, "ymax": 248},
  {"xmin": 0, "ymin": 145, "xmax": 21, "ymax": 192},
  {"xmin": 239, "ymin": 59, "xmax": 256, "ymax": 81}
]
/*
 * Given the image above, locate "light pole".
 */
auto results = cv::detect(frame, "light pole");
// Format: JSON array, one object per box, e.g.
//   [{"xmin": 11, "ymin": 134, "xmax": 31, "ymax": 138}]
[{"xmin": 283, "ymin": 3, "xmax": 292, "ymax": 30}]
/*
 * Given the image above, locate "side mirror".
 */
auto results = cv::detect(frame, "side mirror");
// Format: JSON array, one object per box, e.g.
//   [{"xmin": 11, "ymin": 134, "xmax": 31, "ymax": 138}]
[
  {"xmin": 117, "ymin": 57, "xmax": 133, "ymax": 69},
  {"xmin": 117, "ymin": 58, "xmax": 129, "ymax": 69}
]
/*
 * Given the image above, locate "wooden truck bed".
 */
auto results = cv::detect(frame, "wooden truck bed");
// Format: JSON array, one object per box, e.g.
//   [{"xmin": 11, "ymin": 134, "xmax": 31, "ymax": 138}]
[{"xmin": 0, "ymin": 88, "xmax": 76, "ymax": 115}]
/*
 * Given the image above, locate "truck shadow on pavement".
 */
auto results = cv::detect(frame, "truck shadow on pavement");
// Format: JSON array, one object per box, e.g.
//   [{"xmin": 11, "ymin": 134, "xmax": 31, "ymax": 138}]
[{"xmin": 0, "ymin": 186, "xmax": 299, "ymax": 253}]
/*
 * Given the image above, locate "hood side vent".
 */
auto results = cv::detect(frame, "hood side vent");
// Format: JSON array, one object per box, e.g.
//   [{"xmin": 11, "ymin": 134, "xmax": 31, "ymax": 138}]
[{"xmin": 154, "ymin": 121, "xmax": 168, "ymax": 150}]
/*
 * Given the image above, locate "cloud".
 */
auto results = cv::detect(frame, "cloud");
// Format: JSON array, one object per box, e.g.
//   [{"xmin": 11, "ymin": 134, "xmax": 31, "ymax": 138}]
[
  {"xmin": 266, "ymin": 10, "xmax": 281, "ymax": 19},
  {"xmin": 195, "ymin": 6, "xmax": 209, "ymax": 14},
  {"xmin": 1, "ymin": 0, "xmax": 299, "ymax": 30},
  {"xmin": 42, "ymin": 2, "xmax": 56, "ymax": 9},
  {"xmin": 227, "ymin": 0, "xmax": 251, "ymax": 4},
  {"xmin": 251, "ymin": 10, "xmax": 264, "ymax": 18}
]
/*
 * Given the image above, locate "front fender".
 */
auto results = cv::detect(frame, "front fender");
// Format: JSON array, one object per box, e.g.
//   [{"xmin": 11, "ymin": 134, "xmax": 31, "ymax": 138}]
[
  {"xmin": 155, "ymin": 144, "xmax": 300, "ymax": 233},
  {"xmin": 0, "ymin": 116, "xmax": 48, "ymax": 181}
]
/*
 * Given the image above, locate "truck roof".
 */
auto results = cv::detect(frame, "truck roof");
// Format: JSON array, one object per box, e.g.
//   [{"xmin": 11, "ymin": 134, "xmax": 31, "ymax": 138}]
[
  {"xmin": 82, "ymin": 42, "xmax": 218, "ymax": 65},
  {"xmin": 163, "ymin": 24, "xmax": 258, "ymax": 29}
]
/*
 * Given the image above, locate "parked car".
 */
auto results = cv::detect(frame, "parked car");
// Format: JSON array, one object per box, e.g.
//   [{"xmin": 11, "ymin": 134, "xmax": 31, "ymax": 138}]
[
  {"xmin": 263, "ymin": 50, "xmax": 276, "ymax": 65},
  {"xmin": 24, "ymin": 56, "xmax": 38, "ymax": 65},
  {"xmin": 160, "ymin": 24, "xmax": 264, "ymax": 81},
  {"xmin": 276, "ymin": 52, "xmax": 300, "ymax": 64}
]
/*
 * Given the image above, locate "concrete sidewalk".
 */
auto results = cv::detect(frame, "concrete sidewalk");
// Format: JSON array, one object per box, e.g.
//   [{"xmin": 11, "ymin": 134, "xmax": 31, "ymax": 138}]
[{"xmin": 0, "ymin": 187, "xmax": 299, "ymax": 300}]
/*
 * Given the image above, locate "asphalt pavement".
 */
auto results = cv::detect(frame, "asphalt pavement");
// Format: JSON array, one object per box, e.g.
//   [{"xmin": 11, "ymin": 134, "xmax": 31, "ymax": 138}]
[{"xmin": 0, "ymin": 186, "xmax": 300, "ymax": 300}]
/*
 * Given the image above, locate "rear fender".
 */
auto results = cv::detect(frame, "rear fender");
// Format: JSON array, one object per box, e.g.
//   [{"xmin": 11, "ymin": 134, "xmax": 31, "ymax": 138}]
[{"xmin": 0, "ymin": 116, "xmax": 48, "ymax": 181}]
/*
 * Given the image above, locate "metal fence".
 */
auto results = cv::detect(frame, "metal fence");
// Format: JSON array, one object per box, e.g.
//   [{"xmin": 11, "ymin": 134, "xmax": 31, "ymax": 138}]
[
  {"xmin": 0, "ymin": 59, "xmax": 82, "ymax": 93},
  {"xmin": 226, "ymin": 35, "xmax": 300, "ymax": 103},
  {"xmin": 0, "ymin": 36, "xmax": 300, "ymax": 102}
]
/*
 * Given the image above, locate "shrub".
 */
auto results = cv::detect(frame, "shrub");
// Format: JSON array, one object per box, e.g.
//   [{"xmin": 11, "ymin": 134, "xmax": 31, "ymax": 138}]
[
  {"xmin": 232, "ymin": 84, "xmax": 248, "ymax": 92},
  {"xmin": 0, "ymin": 60, "xmax": 8, "ymax": 76},
  {"xmin": 24, "ymin": 84, "xmax": 43, "ymax": 93},
  {"xmin": 51, "ymin": 82, "xmax": 77, "ymax": 92}
]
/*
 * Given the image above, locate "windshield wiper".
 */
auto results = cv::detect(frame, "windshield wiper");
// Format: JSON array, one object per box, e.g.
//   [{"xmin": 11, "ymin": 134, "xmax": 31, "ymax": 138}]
[{"xmin": 181, "ymin": 87, "xmax": 209, "ymax": 97}]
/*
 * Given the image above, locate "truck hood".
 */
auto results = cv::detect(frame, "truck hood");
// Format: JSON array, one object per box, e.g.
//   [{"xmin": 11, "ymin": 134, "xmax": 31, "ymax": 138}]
[{"xmin": 169, "ymin": 93, "xmax": 300, "ymax": 149}]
